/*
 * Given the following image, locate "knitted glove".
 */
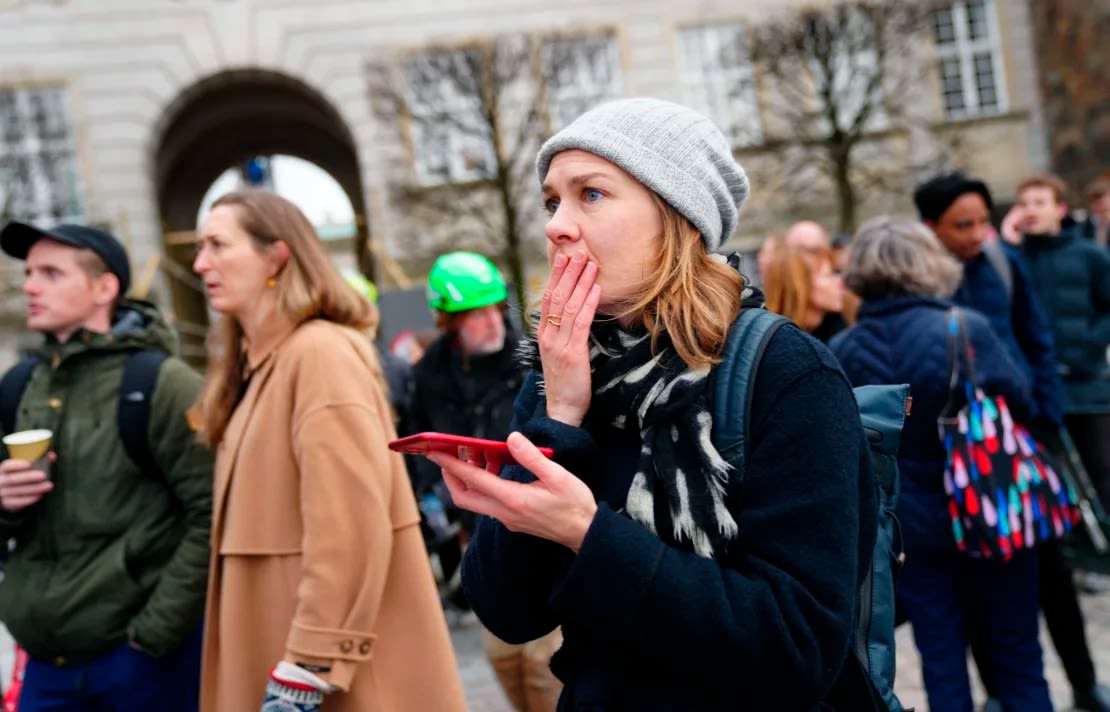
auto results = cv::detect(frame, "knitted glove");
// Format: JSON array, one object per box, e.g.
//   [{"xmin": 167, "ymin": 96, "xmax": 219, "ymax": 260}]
[
  {"xmin": 262, "ymin": 662, "xmax": 332, "ymax": 712},
  {"xmin": 262, "ymin": 678, "xmax": 321, "ymax": 712}
]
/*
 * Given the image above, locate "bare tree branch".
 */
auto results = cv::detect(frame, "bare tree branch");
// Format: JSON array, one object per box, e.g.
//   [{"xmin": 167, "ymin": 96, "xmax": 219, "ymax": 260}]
[
  {"xmin": 366, "ymin": 31, "xmax": 619, "ymax": 321},
  {"xmin": 749, "ymin": 0, "xmax": 950, "ymax": 233}
]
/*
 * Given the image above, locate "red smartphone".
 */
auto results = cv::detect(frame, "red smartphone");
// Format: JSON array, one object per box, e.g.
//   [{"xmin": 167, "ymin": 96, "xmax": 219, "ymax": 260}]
[{"xmin": 388, "ymin": 432, "xmax": 553, "ymax": 466}]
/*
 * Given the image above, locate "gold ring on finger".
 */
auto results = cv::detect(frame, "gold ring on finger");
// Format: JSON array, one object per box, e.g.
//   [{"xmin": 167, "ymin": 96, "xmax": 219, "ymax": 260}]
[{"xmin": 546, "ymin": 314, "xmax": 563, "ymax": 327}]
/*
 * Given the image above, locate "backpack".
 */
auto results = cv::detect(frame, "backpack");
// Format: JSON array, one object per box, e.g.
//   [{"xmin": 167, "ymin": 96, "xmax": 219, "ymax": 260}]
[
  {"xmin": 0, "ymin": 349, "xmax": 168, "ymax": 478},
  {"xmin": 710, "ymin": 308, "xmax": 911, "ymax": 712}
]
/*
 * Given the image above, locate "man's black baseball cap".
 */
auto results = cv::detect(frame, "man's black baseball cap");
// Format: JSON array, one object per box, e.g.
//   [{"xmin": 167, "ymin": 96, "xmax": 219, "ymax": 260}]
[{"xmin": 0, "ymin": 220, "xmax": 131, "ymax": 295}]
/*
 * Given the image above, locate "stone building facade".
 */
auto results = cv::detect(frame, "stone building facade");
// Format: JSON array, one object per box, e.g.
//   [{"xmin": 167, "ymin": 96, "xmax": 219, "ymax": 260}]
[{"xmin": 0, "ymin": 0, "xmax": 1055, "ymax": 365}]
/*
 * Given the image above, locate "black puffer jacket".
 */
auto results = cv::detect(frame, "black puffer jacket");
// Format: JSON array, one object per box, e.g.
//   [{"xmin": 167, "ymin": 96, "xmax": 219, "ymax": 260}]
[
  {"xmin": 1020, "ymin": 229, "xmax": 1110, "ymax": 412},
  {"xmin": 407, "ymin": 326, "xmax": 525, "ymax": 494}
]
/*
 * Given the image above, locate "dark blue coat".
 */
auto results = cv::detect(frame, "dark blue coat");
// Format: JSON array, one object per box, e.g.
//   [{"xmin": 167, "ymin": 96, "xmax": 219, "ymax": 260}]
[
  {"xmin": 1020, "ymin": 230, "xmax": 1110, "ymax": 412},
  {"xmin": 463, "ymin": 325, "xmax": 873, "ymax": 711},
  {"xmin": 953, "ymin": 244, "xmax": 1063, "ymax": 426},
  {"xmin": 1076, "ymin": 215, "xmax": 1108, "ymax": 248},
  {"xmin": 831, "ymin": 295, "xmax": 1031, "ymax": 493},
  {"xmin": 831, "ymin": 296, "xmax": 1031, "ymax": 555}
]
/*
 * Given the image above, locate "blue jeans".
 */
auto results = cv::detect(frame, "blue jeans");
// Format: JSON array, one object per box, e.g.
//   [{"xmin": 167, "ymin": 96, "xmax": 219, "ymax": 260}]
[{"xmin": 18, "ymin": 625, "xmax": 202, "ymax": 712}]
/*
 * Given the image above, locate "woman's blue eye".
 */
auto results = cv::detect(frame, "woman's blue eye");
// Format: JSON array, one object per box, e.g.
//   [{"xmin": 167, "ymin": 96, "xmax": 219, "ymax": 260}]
[
  {"xmin": 543, "ymin": 198, "xmax": 559, "ymax": 215},
  {"xmin": 584, "ymin": 188, "xmax": 603, "ymax": 202}
]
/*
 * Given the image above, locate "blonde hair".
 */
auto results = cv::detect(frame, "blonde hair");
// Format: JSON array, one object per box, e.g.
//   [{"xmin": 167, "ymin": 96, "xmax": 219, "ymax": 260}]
[
  {"xmin": 196, "ymin": 189, "xmax": 378, "ymax": 446},
  {"xmin": 844, "ymin": 216, "xmax": 963, "ymax": 301},
  {"xmin": 764, "ymin": 246, "xmax": 836, "ymax": 330},
  {"xmin": 617, "ymin": 194, "xmax": 744, "ymax": 369}
]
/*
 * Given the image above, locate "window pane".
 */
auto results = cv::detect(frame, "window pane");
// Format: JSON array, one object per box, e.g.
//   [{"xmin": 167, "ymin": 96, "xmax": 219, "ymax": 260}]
[
  {"xmin": 404, "ymin": 50, "xmax": 496, "ymax": 185},
  {"xmin": 973, "ymin": 52, "xmax": 998, "ymax": 110},
  {"xmin": 28, "ymin": 88, "xmax": 69, "ymax": 140},
  {"xmin": 0, "ymin": 85, "xmax": 82, "ymax": 224},
  {"xmin": 934, "ymin": 1, "xmax": 1004, "ymax": 117},
  {"xmin": 0, "ymin": 91, "xmax": 21, "ymax": 144},
  {"xmin": 939, "ymin": 59, "xmax": 966, "ymax": 114},
  {"xmin": 965, "ymin": 0, "xmax": 988, "ymax": 42},
  {"xmin": 544, "ymin": 36, "xmax": 621, "ymax": 130},
  {"xmin": 678, "ymin": 23, "xmax": 761, "ymax": 146},
  {"xmin": 933, "ymin": 7, "xmax": 956, "ymax": 45}
]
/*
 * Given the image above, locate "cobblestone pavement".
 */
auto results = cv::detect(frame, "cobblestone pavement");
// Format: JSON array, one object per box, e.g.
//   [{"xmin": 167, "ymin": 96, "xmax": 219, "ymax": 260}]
[{"xmin": 451, "ymin": 589, "xmax": 1110, "ymax": 712}]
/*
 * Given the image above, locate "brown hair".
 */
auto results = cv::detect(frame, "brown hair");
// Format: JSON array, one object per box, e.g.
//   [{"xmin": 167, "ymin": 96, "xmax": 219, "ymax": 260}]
[
  {"xmin": 764, "ymin": 247, "xmax": 825, "ymax": 328},
  {"xmin": 1086, "ymin": 177, "xmax": 1110, "ymax": 201},
  {"xmin": 616, "ymin": 194, "xmax": 744, "ymax": 369},
  {"xmin": 73, "ymin": 247, "xmax": 124, "ymax": 311},
  {"xmin": 195, "ymin": 189, "xmax": 378, "ymax": 446},
  {"xmin": 1018, "ymin": 174, "xmax": 1069, "ymax": 204}
]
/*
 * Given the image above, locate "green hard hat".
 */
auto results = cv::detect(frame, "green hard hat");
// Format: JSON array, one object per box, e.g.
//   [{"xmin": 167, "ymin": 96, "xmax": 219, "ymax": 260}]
[
  {"xmin": 426, "ymin": 251, "xmax": 507, "ymax": 313},
  {"xmin": 342, "ymin": 269, "xmax": 378, "ymax": 304}
]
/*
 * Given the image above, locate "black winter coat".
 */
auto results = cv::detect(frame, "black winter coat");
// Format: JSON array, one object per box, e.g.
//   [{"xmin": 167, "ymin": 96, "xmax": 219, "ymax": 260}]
[
  {"xmin": 407, "ymin": 329, "xmax": 525, "ymax": 494},
  {"xmin": 1020, "ymin": 230, "xmax": 1110, "ymax": 412},
  {"xmin": 831, "ymin": 296, "xmax": 1031, "ymax": 558},
  {"xmin": 464, "ymin": 324, "xmax": 873, "ymax": 711}
]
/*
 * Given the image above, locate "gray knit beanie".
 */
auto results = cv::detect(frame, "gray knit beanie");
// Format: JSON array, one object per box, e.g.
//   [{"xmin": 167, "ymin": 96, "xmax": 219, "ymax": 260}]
[{"xmin": 535, "ymin": 97, "xmax": 749, "ymax": 252}]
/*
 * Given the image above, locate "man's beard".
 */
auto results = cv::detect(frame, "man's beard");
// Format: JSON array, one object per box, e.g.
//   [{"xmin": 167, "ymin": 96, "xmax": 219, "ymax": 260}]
[{"xmin": 459, "ymin": 323, "xmax": 506, "ymax": 356}]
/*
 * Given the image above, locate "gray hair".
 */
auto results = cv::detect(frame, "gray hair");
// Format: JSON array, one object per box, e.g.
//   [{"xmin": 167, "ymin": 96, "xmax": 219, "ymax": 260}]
[{"xmin": 844, "ymin": 216, "xmax": 963, "ymax": 301}]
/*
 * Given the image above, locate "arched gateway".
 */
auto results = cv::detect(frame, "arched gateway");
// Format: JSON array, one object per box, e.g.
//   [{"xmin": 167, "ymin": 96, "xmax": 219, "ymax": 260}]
[{"xmin": 152, "ymin": 69, "xmax": 369, "ymax": 362}]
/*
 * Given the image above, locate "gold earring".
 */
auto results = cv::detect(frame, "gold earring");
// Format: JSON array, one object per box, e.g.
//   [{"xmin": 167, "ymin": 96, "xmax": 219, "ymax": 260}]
[{"xmin": 267, "ymin": 277, "xmax": 277, "ymax": 289}]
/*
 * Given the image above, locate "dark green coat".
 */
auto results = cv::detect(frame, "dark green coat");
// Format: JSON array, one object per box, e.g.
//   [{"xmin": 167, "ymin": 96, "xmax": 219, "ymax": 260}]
[{"xmin": 0, "ymin": 300, "xmax": 213, "ymax": 660}]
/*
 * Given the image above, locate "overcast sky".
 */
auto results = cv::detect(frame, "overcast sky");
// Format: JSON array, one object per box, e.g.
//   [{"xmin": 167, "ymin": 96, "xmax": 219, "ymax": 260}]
[{"xmin": 197, "ymin": 155, "xmax": 355, "ymax": 229}]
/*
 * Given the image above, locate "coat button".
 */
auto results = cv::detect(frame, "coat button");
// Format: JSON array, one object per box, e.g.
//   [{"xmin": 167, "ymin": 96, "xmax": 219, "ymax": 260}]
[
  {"xmin": 339, "ymin": 639, "xmax": 353, "ymax": 653},
  {"xmin": 47, "ymin": 397, "xmax": 62, "ymax": 409},
  {"xmin": 359, "ymin": 641, "xmax": 371, "ymax": 654}
]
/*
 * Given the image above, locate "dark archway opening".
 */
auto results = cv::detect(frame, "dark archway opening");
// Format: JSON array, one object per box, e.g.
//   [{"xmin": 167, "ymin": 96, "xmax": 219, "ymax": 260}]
[{"xmin": 152, "ymin": 69, "xmax": 369, "ymax": 362}]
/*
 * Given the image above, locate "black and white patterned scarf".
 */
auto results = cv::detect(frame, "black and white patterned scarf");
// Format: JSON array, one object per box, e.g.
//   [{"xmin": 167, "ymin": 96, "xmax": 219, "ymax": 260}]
[{"xmin": 519, "ymin": 255, "xmax": 763, "ymax": 559}]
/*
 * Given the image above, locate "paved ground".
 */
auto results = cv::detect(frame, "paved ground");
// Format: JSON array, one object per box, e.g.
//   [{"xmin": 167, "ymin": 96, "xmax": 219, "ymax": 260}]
[
  {"xmin": 450, "ymin": 588, "xmax": 1110, "ymax": 712},
  {"xmin": 0, "ymin": 588, "xmax": 1104, "ymax": 710}
]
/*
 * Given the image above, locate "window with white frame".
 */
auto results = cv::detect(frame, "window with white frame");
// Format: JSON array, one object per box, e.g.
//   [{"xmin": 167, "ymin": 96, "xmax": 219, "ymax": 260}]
[
  {"xmin": 678, "ymin": 23, "xmax": 762, "ymax": 148},
  {"xmin": 404, "ymin": 50, "xmax": 497, "ymax": 186},
  {"xmin": 543, "ymin": 36, "xmax": 621, "ymax": 131},
  {"xmin": 0, "ymin": 84, "xmax": 83, "ymax": 225},
  {"xmin": 933, "ymin": 0, "xmax": 1006, "ymax": 118}
]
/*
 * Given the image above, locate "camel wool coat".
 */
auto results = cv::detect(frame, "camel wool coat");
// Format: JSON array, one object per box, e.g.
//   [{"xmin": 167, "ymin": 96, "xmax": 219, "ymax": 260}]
[{"xmin": 200, "ymin": 318, "xmax": 466, "ymax": 712}]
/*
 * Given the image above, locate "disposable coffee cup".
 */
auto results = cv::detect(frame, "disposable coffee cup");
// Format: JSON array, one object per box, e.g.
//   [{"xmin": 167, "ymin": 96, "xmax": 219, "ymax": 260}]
[{"xmin": 2, "ymin": 429, "xmax": 53, "ymax": 475}]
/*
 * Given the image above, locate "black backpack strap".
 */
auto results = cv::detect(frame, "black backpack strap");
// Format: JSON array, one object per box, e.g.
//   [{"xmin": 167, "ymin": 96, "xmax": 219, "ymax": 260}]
[
  {"xmin": 0, "ymin": 356, "xmax": 41, "ymax": 436},
  {"xmin": 117, "ymin": 350, "xmax": 168, "ymax": 478}
]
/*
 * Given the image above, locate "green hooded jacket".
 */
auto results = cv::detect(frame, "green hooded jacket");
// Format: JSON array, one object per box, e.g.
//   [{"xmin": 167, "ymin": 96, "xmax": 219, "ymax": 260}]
[{"xmin": 0, "ymin": 299, "xmax": 213, "ymax": 660}]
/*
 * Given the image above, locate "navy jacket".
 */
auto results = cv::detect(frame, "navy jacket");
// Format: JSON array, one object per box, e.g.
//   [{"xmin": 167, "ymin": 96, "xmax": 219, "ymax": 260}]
[
  {"xmin": 1020, "ymin": 231, "xmax": 1110, "ymax": 412},
  {"xmin": 463, "ymin": 325, "xmax": 874, "ymax": 711},
  {"xmin": 1077, "ymin": 215, "xmax": 1108, "ymax": 248},
  {"xmin": 831, "ymin": 295, "xmax": 1031, "ymax": 493},
  {"xmin": 953, "ymin": 243, "xmax": 1063, "ymax": 425},
  {"xmin": 831, "ymin": 296, "xmax": 1030, "ymax": 554}
]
